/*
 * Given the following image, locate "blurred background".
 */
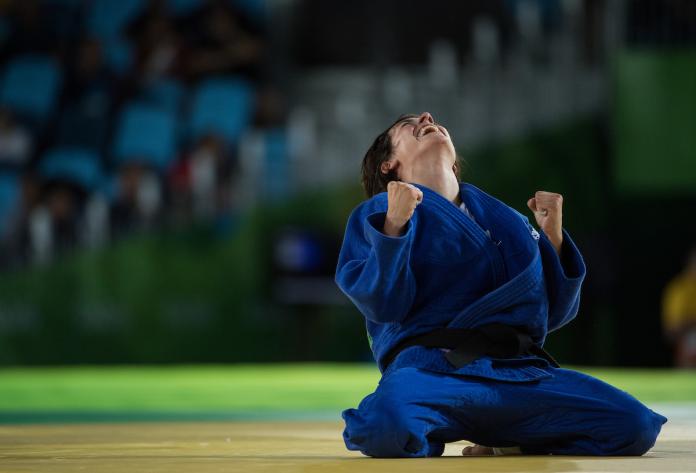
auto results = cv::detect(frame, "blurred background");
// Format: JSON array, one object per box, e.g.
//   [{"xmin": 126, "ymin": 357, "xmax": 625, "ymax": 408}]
[{"xmin": 0, "ymin": 0, "xmax": 695, "ymax": 370}]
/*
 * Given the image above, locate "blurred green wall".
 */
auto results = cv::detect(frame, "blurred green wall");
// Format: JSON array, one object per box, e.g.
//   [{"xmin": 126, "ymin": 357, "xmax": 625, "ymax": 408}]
[
  {"xmin": 0, "ymin": 187, "xmax": 370, "ymax": 365},
  {"xmin": 614, "ymin": 51, "xmax": 696, "ymax": 195}
]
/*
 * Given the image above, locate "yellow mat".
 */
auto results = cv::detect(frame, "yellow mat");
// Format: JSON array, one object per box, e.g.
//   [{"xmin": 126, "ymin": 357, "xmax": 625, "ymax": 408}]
[{"xmin": 0, "ymin": 418, "xmax": 693, "ymax": 473}]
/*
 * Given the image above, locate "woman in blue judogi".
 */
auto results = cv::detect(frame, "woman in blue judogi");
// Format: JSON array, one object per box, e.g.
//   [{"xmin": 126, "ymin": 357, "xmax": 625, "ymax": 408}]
[{"xmin": 335, "ymin": 112, "xmax": 667, "ymax": 458}]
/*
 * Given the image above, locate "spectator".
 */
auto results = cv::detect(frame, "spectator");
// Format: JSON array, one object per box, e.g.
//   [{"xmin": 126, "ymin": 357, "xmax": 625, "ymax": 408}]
[
  {"xmin": 184, "ymin": 0, "xmax": 265, "ymax": 81},
  {"xmin": 0, "ymin": 108, "xmax": 33, "ymax": 166},
  {"xmin": 110, "ymin": 163, "xmax": 163, "ymax": 236},
  {"xmin": 137, "ymin": 20, "xmax": 183, "ymax": 84},
  {"xmin": 128, "ymin": 0, "xmax": 185, "ymax": 84},
  {"xmin": 59, "ymin": 38, "xmax": 117, "ymax": 151},
  {"xmin": 662, "ymin": 245, "xmax": 696, "ymax": 368},
  {"xmin": 0, "ymin": 172, "xmax": 38, "ymax": 267},
  {"xmin": 254, "ymin": 84, "xmax": 286, "ymax": 129},
  {"xmin": 169, "ymin": 134, "xmax": 237, "ymax": 223},
  {"xmin": 65, "ymin": 39, "xmax": 115, "ymax": 110},
  {"xmin": 28, "ymin": 181, "xmax": 87, "ymax": 263}
]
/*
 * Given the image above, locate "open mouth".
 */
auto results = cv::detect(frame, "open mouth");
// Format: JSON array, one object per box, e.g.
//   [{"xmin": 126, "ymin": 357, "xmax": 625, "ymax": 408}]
[{"xmin": 417, "ymin": 125, "xmax": 440, "ymax": 138}]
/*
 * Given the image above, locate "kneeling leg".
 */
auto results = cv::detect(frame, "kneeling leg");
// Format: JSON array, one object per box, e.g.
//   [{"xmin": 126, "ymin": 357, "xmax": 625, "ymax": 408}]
[
  {"xmin": 477, "ymin": 368, "xmax": 668, "ymax": 456},
  {"xmin": 343, "ymin": 367, "xmax": 474, "ymax": 458}
]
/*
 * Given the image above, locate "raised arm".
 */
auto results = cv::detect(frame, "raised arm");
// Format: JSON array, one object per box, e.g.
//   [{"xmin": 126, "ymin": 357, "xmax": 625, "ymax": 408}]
[
  {"xmin": 335, "ymin": 182, "xmax": 422, "ymax": 324},
  {"xmin": 528, "ymin": 191, "xmax": 587, "ymax": 332}
]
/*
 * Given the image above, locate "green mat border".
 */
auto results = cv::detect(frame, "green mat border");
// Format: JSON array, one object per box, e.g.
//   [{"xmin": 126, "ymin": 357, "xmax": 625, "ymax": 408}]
[{"xmin": 0, "ymin": 409, "xmax": 342, "ymax": 425}]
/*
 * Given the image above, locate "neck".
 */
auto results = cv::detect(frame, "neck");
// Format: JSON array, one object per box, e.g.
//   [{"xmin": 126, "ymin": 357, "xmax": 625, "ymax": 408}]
[{"xmin": 410, "ymin": 162, "xmax": 460, "ymax": 205}]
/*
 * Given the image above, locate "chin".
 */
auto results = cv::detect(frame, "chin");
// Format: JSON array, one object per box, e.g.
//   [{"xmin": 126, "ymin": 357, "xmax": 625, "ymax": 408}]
[{"xmin": 426, "ymin": 136, "xmax": 456, "ymax": 156}]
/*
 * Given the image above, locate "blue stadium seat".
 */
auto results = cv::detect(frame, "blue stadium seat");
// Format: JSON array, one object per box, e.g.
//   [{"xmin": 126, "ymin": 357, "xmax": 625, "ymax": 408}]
[
  {"xmin": 142, "ymin": 79, "xmax": 185, "ymax": 114},
  {"xmin": 264, "ymin": 128, "xmax": 289, "ymax": 199},
  {"xmin": 86, "ymin": 0, "xmax": 145, "ymax": 39},
  {"xmin": 188, "ymin": 77, "xmax": 254, "ymax": 144},
  {"xmin": 0, "ymin": 55, "xmax": 62, "ymax": 124},
  {"xmin": 38, "ymin": 148, "xmax": 103, "ymax": 192},
  {"xmin": 0, "ymin": 172, "xmax": 20, "ymax": 239},
  {"xmin": 113, "ymin": 103, "xmax": 178, "ymax": 171}
]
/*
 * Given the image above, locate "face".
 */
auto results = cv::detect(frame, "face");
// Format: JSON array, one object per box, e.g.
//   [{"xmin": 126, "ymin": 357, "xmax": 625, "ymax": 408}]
[{"xmin": 380, "ymin": 112, "xmax": 456, "ymax": 182}]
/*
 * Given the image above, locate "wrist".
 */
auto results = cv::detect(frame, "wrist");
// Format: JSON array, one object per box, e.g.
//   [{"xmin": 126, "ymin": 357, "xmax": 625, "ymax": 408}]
[
  {"xmin": 384, "ymin": 215, "xmax": 407, "ymax": 236},
  {"xmin": 548, "ymin": 231, "xmax": 563, "ymax": 255}
]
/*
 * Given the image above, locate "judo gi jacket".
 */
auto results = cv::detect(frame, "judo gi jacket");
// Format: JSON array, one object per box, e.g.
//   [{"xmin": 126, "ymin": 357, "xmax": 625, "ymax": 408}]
[{"xmin": 335, "ymin": 182, "xmax": 586, "ymax": 380}]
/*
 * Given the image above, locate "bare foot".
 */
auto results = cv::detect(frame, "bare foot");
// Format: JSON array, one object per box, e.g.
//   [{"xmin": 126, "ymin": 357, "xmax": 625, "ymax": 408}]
[{"xmin": 461, "ymin": 445, "xmax": 494, "ymax": 456}]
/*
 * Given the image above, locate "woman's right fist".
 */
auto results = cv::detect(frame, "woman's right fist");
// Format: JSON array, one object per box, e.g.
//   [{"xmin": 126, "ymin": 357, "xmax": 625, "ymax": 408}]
[{"xmin": 384, "ymin": 181, "xmax": 423, "ymax": 236}]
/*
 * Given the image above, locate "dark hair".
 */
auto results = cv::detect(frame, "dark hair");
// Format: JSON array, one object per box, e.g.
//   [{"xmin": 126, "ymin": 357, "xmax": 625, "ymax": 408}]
[{"xmin": 360, "ymin": 114, "xmax": 463, "ymax": 198}]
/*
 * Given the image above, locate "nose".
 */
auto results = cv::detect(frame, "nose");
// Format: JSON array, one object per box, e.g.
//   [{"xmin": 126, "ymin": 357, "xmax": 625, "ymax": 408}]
[{"xmin": 418, "ymin": 112, "xmax": 434, "ymax": 124}]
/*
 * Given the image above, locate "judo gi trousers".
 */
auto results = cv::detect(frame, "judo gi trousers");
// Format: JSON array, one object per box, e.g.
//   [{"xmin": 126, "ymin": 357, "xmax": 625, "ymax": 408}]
[{"xmin": 342, "ymin": 367, "xmax": 667, "ymax": 457}]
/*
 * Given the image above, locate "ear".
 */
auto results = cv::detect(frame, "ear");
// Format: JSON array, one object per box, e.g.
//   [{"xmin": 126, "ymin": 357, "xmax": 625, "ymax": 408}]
[{"xmin": 380, "ymin": 161, "xmax": 393, "ymax": 175}]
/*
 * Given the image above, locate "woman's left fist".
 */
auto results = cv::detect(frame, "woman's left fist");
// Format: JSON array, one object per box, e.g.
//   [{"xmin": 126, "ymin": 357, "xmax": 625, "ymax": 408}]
[{"xmin": 527, "ymin": 191, "xmax": 563, "ymax": 254}]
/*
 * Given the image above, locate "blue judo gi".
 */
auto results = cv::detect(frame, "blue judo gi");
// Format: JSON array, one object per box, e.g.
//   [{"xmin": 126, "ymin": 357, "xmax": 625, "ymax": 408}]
[{"xmin": 335, "ymin": 182, "xmax": 667, "ymax": 457}]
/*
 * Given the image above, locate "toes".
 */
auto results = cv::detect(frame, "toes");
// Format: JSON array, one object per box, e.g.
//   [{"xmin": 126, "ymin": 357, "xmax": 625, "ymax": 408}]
[{"xmin": 462, "ymin": 445, "xmax": 495, "ymax": 456}]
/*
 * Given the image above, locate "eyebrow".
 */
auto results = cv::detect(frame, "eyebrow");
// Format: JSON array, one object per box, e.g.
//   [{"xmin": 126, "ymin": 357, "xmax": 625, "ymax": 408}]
[
  {"xmin": 392, "ymin": 116, "xmax": 418, "ymax": 131},
  {"xmin": 387, "ymin": 115, "xmax": 420, "ymax": 142}
]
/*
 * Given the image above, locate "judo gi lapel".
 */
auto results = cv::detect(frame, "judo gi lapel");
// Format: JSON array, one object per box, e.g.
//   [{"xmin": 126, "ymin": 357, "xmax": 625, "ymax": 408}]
[
  {"xmin": 410, "ymin": 182, "xmax": 511, "ymax": 287},
  {"xmin": 409, "ymin": 183, "xmax": 488, "ymax": 248},
  {"xmin": 460, "ymin": 182, "xmax": 525, "ymax": 246}
]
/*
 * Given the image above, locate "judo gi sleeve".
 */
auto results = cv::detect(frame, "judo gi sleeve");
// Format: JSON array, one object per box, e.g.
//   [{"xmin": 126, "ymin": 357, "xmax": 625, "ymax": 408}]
[
  {"xmin": 335, "ymin": 211, "xmax": 418, "ymax": 324},
  {"xmin": 539, "ymin": 228, "xmax": 587, "ymax": 332}
]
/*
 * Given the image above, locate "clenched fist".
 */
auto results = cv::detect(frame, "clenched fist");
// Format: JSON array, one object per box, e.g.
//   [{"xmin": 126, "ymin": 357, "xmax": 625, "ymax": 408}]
[
  {"xmin": 384, "ymin": 181, "xmax": 423, "ymax": 237},
  {"xmin": 527, "ymin": 191, "xmax": 564, "ymax": 255}
]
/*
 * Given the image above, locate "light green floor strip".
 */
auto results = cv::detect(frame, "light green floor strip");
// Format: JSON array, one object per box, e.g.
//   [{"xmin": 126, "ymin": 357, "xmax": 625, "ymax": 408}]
[{"xmin": 0, "ymin": 364, "xmax": 694, "ymax": 423}]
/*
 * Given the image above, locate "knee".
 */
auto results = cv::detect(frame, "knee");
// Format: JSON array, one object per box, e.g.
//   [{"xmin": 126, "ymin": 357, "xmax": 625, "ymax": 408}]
[
  {"xmin": 613, "ymin": 407, "xmax": 666, "ymax": 456},
  {"xmin": 342, "ymin": 397, "xmax": 431, "ymax": 458}
]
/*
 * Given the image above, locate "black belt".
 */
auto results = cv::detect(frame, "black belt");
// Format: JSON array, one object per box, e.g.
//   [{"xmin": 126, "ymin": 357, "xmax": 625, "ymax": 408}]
[{"xmin": 382, "ymin": 323, "xmax": 560, "ymax": 369}]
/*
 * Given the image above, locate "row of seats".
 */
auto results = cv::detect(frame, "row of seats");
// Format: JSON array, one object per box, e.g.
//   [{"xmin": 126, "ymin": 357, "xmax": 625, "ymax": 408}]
[
  {"xmin": 0, "ymin": 121, "xmax": 289, "ymax": 239},
  {"xmin": 0, "ymin": 55, "xmax": 261, "ymax": 239},
  {"xmin": 0, "ymin": 54, "xmax": 255, "ymax": 162},
  {"xmin": 114, "ymin": 76, "xmax": 254, "ymax": 170}
]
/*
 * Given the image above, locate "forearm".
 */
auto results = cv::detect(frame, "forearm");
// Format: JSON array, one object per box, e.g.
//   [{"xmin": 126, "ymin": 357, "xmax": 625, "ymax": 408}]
[
  {"xmin": 383, "ymin": 215, "xmax": 408, "ymax": 237},
  {"xmin": 545, "ymin": 229, "xmax": 563, "ymax": 256}
]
